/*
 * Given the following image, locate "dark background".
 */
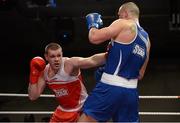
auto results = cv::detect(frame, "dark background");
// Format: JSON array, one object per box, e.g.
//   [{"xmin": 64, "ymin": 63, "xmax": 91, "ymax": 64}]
[{"xmin": 0, "ymin": 0, "xmax": 180, "ymax": 122}]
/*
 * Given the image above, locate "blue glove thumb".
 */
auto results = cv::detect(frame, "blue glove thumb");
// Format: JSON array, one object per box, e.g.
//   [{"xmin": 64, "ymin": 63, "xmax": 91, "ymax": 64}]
[{"xmin": 86, "ymin": 13, "xmax": 103, "ymax": 30}]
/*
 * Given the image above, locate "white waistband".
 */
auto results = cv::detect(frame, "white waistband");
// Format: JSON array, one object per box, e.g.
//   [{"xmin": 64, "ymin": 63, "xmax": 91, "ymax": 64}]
[
  {"xmin": 57, "ymin": 104, "xmax": 82, "ymax": 112},
  {"xmin": 100, "ymin": 73, "xmax": 138, "ymax": 89}
]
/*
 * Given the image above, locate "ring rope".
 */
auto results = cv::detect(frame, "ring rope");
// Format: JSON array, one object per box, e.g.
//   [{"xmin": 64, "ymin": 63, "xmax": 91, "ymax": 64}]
[
  {"xmin": 0, "ymin": 93, "xmax": 54, "ymax": 97},
  {"xmin": 139, "ymin": 96, "xmax": 180, "ymax": 99},
  {"xmin": 1, "ymin": 93, "xmax": 180, "ymax": 116},
  {"xmin": 139, "ymin": 112, "xmax": 180, "ymax": 115},
  {"xmin": 0, "ymin": 111, "xmax": 53, "ymax": 114},
  {"xmin": 0, "ymin": 111, "xmax": 180, "ymax": 115},
  {"xmin": 0, "ymin": 93, "xmax": 180, "ymax": 99}
]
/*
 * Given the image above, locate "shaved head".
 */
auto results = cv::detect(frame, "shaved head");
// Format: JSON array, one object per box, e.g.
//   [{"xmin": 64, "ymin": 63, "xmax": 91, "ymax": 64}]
[{"xmin": 119, "ymin": 2, "xmax": 140, "ymax": 18}]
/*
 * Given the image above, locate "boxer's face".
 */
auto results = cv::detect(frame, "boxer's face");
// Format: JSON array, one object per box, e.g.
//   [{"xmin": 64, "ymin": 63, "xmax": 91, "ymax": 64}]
[{"xmin": 45, "ymin": 48, "xmax": 62, "ymax": 71}]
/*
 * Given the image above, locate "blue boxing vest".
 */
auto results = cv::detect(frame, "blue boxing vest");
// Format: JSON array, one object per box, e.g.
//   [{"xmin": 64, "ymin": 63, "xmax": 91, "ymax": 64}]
[{"xmin": 104, "ymin": 24, "xmax": 149, "ymax": 80}]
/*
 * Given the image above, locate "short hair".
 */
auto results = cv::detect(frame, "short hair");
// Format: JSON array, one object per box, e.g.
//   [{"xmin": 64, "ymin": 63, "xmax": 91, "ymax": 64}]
[
  {"xmin": 121, "ymin": 2, "xmax": 140, "ymax": 18},
  {"xmin": 45, "ymin": 42, "xmax": 62, "ymax": 54}
]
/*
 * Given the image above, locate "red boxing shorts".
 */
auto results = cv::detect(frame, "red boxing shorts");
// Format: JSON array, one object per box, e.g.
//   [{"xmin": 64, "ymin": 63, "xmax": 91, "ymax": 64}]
[{"xmin": 50, "ymin": 108, "xmax": 81, "ymax": 122}]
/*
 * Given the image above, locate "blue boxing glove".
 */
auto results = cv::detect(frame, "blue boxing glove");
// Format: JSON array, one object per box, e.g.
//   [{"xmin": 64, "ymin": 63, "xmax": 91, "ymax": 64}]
[{"xmin": 86, "ymin": 13, "xmax": 103, "ymax": 30}]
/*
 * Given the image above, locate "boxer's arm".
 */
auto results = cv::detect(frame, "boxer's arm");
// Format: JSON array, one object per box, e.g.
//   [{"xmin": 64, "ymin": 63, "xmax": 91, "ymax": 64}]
[
  {"xmin": 138, "ymin": 39, "xmax": 151, "ymax": 80},
  {"xmin": 74, "ymin": 52, "xmax": 107, "ymax": 68},
  {"xmin": 28, "ymin": 73, "xmax": 46, "ymax": 101},
  {"xmin": 64, "ymin": 53, "xmax": 107, "ymax": 76},
  {"xmin": 88, "ymin": 19, "xmax": 124, "ymax": 44},
  {"xmin": 28, "ymin": 57, "xmax": 46, "ymax": 101}
]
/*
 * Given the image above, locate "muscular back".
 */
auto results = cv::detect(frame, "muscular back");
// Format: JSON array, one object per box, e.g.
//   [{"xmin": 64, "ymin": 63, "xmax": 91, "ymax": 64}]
[{"xmin": 111, "ymin": 19, "xmax": 137, "ymax": 44}]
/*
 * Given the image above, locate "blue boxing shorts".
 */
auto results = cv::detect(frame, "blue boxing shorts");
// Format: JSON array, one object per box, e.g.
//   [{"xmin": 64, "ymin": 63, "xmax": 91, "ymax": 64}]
[{"xmin": 82, "ymin": 81, "xmax": 139, "ymax": 122}]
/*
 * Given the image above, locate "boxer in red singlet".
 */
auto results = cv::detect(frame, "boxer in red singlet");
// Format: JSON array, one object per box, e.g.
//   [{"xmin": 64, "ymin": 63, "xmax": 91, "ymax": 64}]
[{"xmin": 28, "ymin": 42, "xmax": 106, "ymax": 122}]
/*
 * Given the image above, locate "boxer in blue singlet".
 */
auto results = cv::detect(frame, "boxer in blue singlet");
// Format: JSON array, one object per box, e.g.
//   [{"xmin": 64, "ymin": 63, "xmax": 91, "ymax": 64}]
[{"xmin": 79, "ymin": 2, "xmax": 151, "ymax": 122}]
